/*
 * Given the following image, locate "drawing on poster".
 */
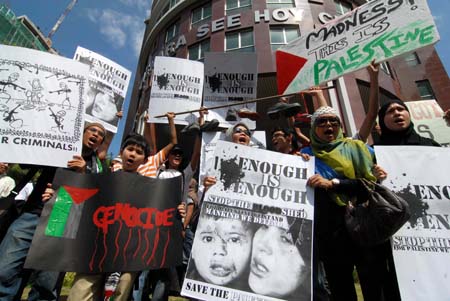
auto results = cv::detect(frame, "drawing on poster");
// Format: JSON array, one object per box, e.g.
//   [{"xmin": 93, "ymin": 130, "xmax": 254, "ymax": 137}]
[{"xmin": 0, "ymin": 59, "xmax": 84, "ymax": 143}]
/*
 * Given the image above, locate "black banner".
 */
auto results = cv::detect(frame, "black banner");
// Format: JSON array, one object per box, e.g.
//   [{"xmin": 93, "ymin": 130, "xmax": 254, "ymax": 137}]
[{"xmin": 25, "ymin": 169, "xmax": 183, "ymax": 272}]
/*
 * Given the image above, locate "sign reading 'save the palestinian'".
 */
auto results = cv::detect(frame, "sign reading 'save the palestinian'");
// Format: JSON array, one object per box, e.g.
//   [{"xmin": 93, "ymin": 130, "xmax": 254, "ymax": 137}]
[
  {"xmin": 204, "ymin": 52, "xmax": 258, "ymax": 129},
  {"xmin": 404, "ymin": 99, "xmax": 450, "ymax": 147},
  {"xmin": 276, "ymin": 0, "xmax": 440, "ymax": 94},
  {"xmin": 0, "ymin": 45, "xmax": 89, "ymax": 168},
  {"xmin": 182, "ymin": 141, "xmax": 315, "ymax": 301},
  {"xmin": 375, "ymin": 146, "xmax": 450, "ymax": 301},
  {"xmin": 25, "ymin": 169, "xmax": 183, "ymax": 273},
  {"xmin": 74, "ymin": 46, "xmax": 131, "ymax": 133},
  {"xmin": 148, "ymin": 56, "xmax": 204, "ymax": 125}
]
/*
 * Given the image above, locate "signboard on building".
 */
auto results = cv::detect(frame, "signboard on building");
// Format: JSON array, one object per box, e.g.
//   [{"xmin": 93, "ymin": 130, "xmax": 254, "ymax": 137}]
[
  {"xmin": 0, "ymin": 45, "xmax": 88, "ymax": 167},
  {"xmin": 204, "ymin": 52, "xmax": 258, "ymax": 129},
  {"xmin": 74, "ymin": 46, "xmax": 131, "ymax": 133},
  {"xmin": 276, "ymin": 0, "xmax": 440, "ymax": 94},
  {"xmin": 405, "ymin": 99, "xmax": 450, "ymax": 147},
  {"xmin": 375, "ymin": 146, "xmax": 450, "ymax": 301},
  {"xmin": 148, "ymin": 56, "xmax": 204, "ymax": 125}
]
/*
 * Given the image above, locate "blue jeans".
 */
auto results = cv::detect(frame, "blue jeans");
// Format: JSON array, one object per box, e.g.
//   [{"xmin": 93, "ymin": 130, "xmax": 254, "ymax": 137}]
[
  {"xmin": 182, "ymin": 228, "xmax": 194, "ymax": 265},
  {"xmin": 0, "ymin": 212, "xmax": 59, "ymax": 301}
]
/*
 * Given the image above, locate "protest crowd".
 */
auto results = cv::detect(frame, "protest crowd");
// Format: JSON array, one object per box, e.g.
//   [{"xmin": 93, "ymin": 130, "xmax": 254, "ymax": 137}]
[
  {"xmin": 0, "ymin": 0, "xmax": 449, "ymax": 297},
  {"xmin": 0, "ymin": 51, "xmax": 449, "ymax": 301}
]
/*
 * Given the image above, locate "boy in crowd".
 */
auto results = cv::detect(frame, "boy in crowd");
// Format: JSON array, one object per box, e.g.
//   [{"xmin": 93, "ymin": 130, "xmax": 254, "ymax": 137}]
[
  {"xmin": 69, "ymin": 113, "xmax": 181, "ymax": 301},
  {"xmin": 0, "ymin": 122, "xmax": 107, "ymax": 301}
]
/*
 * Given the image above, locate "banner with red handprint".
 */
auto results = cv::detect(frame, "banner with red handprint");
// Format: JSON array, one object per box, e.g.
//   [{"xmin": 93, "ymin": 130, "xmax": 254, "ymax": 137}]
[{"xmin": 25, "ymin": 169, "xmax": 183, "ymax": 273}]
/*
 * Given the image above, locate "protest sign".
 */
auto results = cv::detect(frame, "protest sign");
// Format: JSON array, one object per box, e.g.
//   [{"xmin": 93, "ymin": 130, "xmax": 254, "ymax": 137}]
[
  {"xmin": 74, "ymin": 46, "xmax": 131, "ymax": 133},
  {"xmin": 148, "ymin": 56, "xmax": 204, "ymax": 125},
  {"xmin": 204, "ymin": 52, "xmax": 258, "ymax": 129},
  {"xmin": 182, "ymin": 141, "xmax": 314, "ymax": 301},
  {"xmin": 404, "ymin": 99, "xmax": 450, "ymax": 146},
  {"xmin": 199, "ymin": 131, "xmax": 266, "ymax": 193},
  {"xmin": 375, "ymin": 146, "xmax": 450, "ymax": 301},
  {"xmin": 276, "ymin": 0, "xmax": 440, "ymax": 94},
  {"xmin": 0, "ymin": 45, "xmax": 88, "ymax": 168},
  {"xmin": 25, "ymin": 169, "xmax": 183, "ymax": 273}
]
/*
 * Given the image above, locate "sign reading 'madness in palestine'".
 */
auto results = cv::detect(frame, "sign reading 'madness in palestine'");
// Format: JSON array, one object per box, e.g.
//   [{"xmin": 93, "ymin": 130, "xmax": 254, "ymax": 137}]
[{"xmin": 276, "ymin": 0, "xmax": 440, "ymax": 94}]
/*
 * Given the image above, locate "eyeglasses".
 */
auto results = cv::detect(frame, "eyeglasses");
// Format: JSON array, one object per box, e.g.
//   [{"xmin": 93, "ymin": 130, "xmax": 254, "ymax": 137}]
[
  {"xmin": 315, "ymin": 117, "xmax": 340, "ymax": 127},
  {"xmin": 87, "ymin": 127, "xmax": 106, "ymax": 137},
  {"xmin": 233, "ymin": 127, "xmax": 251, "ymax": 137}
]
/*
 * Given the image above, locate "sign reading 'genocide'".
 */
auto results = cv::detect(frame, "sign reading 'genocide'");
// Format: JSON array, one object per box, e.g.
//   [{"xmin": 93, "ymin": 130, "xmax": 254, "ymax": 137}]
[{"xmin": 276, "ymin": 0, "xmax": 440, "ymax": 94}]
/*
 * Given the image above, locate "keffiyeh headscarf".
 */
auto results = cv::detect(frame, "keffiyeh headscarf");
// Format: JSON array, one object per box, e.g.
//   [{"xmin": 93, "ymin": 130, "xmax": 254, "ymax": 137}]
[
  {"xmin": 311, "ymin": 106, "xmax": 339, "ymax": 124},
  {"xmin": 309, "ymin": 107, "xmax": 376, "ymax": 206}
]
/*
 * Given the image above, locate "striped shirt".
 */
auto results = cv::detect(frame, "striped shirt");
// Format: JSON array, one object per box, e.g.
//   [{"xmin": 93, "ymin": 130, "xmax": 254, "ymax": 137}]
[{"xmin": 112, "ymin": 149, "xmax": 167, "ymax": 178}]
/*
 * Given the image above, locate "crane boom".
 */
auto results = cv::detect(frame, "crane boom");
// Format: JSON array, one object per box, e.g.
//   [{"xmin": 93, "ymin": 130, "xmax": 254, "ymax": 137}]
[{"xmin": 47, "ymin": 0, "xmax": 78, "ymax": 39}]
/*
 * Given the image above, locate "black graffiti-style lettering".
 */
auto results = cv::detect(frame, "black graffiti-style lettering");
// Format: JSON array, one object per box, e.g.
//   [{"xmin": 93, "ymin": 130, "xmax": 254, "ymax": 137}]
[
  {"xmin": 12, "ymin": 137, "xmax": 74, "ymax": 151},
  {"xmin": 306, "ymin": 0, "xmax": 405, "ymax": 49},
  {"xmin": 413, "ymin": 185, "xmax": 450, "ymax": 201},
  {"xmin": 308, "ymin": 38, "xmax": 349, "ymax": 60},
  {"xmin": 232, "ymin": 181, "xmax": 307, "ymax": 203},
  {"xmin": 238, "ymin": 157, "xmax": 307, "ymax": 180}
]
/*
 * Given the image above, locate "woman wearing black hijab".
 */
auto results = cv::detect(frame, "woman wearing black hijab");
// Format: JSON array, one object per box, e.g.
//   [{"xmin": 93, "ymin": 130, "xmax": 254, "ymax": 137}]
[{"xmin": 377, "ymin": 99, "xmax": 440, "ymax": 146}]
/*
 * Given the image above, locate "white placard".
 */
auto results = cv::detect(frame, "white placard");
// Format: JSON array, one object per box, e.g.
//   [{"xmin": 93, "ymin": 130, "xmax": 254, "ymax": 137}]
[
  {"xmin": 278, "ymin": 0, "xmax": 440, "ymax": 93},
  {"xmin": 375, "ymin": 146, "xmax": 450, "ymax": 301},
  {"xmin": 74, "ymin": 46, "xmax": 131, "ymax": 133},
  {"xmin": 204, "ymin": 52, "xmax": 258, "ymax": 129},
  {"xmin": 182, "ymin": 141, "xmax": 315, "ymax": 301},
  {"xmin": 405, "ymin": 99, "xmax": 450, "ymax": 147},
  {"xmin": 148, "ymin": 56, "xmax": 204, "ymax": 125},
  {"xmin": 0, "ymin": 45, "xmax": 89, "ymax": 167}
]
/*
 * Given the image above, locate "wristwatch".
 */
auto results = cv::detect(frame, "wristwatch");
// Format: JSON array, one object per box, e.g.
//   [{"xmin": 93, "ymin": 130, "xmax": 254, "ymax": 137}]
[{"xmin": 331, "ymin": 178, "xmax": 340, "ymax": 187}]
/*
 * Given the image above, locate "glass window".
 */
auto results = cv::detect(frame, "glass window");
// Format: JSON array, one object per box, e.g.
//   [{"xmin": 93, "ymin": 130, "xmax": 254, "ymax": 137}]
[
  {"xmin": 270, "ymin": 26, "xmax": 300, "ymax": 51},
  {"xmin": 192, "ymin": 2, "xmax": 212, "ymax": 25},
  {"xmin": 334, "ymin": 0, "xmax": 352, "ymax": 15},
  {"xmin": 188, "ymin": 39, "xmax": 210, "ymax": 61},
  {"xmin": 226, "ymin": 0, "xmax": 251, "ymax": 11},
  {"xmin": 416, "ymin": 80, "xmax": 435, "ymax": 100},
  {"xmin": 266, "ymin": 0, "xmax": 295, "ymax": 9},
  {"xmin": 404, "ymin": 52, "xmax": 421, "ymax": 66},
  {"xmin": 165, "ymin": 22, "xmax": 179, "ymax": 42},
  {"xmin": 169, "ymin": 0, "xmax": 180, "ymax": 9},
  {"xmin": 225, "ymin": 29, "xmax": 254, "ymax": 52}
]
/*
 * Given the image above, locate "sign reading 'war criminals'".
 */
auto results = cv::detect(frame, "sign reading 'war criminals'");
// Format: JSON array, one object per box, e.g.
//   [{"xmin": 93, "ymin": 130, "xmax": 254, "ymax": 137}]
[
  {"xmin": 25, "ymin": 169, "xmax": 183, "ymax": 273},
  {"xmin": 0, "ymin": 45, "xmax": 89, "ymax": 168},
  {"xmin": 182, "ymin": 141, "xmax": 315, "ymax": 301},
  {"xmin": 276, "ymin": 0, "xmax": 440, "ymax": 94}
]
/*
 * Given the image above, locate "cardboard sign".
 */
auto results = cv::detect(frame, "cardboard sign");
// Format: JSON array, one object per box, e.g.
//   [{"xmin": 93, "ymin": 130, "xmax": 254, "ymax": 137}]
[
  {"xmin": 74, "ymin": 46, "xmax": 131, "ymax": 133},
  {"xmin": 375, "ymin": 146, "xmax": 450, "ymax": 301},
  {"xmin": 25, "ymin": 169, "xmax": 183, "ymax": 272},
  {"xmin": 277, "ymin": 0, "xmax": 440, "ymax": 94},
  {"xmin": 0, "ymin": 45, "xmax": 88, "ymax": 167}
]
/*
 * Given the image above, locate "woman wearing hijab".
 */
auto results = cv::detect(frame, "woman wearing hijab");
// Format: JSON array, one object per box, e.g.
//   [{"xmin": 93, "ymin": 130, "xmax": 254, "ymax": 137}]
[
  {"xmin": 377, "ymin": 99, "xmax": 440, "ymax": 146},
  {"xmin": 302, "ymin": 106, "xmax": 389, "ymax": 301}
]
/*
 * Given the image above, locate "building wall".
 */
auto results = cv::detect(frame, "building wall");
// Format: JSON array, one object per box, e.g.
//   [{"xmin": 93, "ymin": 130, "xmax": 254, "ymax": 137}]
[{"xmin": 124, "ymin": 0, "xmax": 450, "ymax": 144}]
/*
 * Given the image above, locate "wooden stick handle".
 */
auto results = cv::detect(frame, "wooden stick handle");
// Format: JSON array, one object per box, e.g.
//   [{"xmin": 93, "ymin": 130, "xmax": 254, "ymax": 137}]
[{"xmin": 152, "ymin": 85, "xmax": 335, "ymax": 118}]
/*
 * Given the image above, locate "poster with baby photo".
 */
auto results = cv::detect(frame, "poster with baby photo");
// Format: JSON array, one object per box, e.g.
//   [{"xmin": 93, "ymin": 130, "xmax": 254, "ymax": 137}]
[
  {"xmin": 182, "ymin": 140, "xmax": 315, "ymax": 301},
  {"xmin": 74, "ymin": 46, "xmax": 131, "ymax": 133}
]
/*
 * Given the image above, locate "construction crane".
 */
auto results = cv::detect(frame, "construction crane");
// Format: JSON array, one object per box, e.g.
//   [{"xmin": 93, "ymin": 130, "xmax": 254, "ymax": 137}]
[{"xmin": 47, "ymin": 0, "xmax": 78, "ymax": 39}]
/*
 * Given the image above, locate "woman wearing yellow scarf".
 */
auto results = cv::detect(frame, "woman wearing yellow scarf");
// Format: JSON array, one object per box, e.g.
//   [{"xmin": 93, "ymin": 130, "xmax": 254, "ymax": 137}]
[{"xmin": 302, "ymin": 106, "xmax": 391, "ymax": 301}]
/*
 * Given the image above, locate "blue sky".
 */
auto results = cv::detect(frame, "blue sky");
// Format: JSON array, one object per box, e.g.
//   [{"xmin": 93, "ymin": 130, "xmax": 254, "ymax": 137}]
[{"xmin": 6, "ymin": 0, "xmax": 450, "ymax": 156}]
